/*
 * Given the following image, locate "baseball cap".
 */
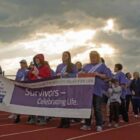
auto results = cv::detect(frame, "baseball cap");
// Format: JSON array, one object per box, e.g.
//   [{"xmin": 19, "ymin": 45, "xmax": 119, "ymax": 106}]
[{"xmin": 20, "ymin": 59, "xmax": 27, "ymax": 64}]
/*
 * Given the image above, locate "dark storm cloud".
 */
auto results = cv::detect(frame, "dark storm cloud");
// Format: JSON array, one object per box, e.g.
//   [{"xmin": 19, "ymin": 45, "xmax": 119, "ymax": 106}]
[
  {"xmin": 93, "ymin": 30, "xmax": 140, "ymax": 71},
  {"xmin": 0, "ymin": 0, "xmax": 140, "ymax": 73},
  {"xmin": 1, "ymin": 0, "xmax": 140, "ymax": 42}
]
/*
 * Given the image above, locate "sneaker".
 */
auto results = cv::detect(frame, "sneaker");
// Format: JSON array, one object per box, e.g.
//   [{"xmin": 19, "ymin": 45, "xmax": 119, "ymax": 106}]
[
  {"xmin": 37, "ymin": 121, "xmax": 46, "ymax": 126},
  {"xmin": 134, "ymin": 115, "xmax": 138, "ymax": 118},
  {"xmin": 102, "ymin": 121, "xmax": 106, "ymax": 127},
  {"xmin": 27, "ymin": 118, "xmax": 36, "ymax": 124},
  {"xmin": 8, "ymin": 114, "xmax": 16, "ymax": 119},
  {"xmin": 62, "ymin": 124, "xmax": 70, "ymax": 128},
  {"xmin": 108, "ymin": 123, "xmax": 112, "ymax": 127},
  {"xmin": 114, "ymin": 123, "xmax": 119, "ymax": 128},
  {"xmin": 14, "ymin": 116, "xmax": 20, "ymax": 123},
  {"xmin": 81, "ymin": 119, "xmax": 85, "ymax": 124},
  {"xmin": 71, "ymin": 119, "xmax": 76, "ymax": 123},
  {"xmin": 37, "ymin": 117, "xmax": 47, "ymax": 125},
  {"xmin": 96, "ymin": 126, "xmax": 103, "ymax": 132},
  {"xmin": 80, "ymin": 125, "xmax": 91, "ymax": 131},
  {"xmin": 120, "ymin": 120, "xmax": 124, "ymax": 123},
  {"xmin": 46, "ymin": 117, "xmax": 52, "ymax": 122}
]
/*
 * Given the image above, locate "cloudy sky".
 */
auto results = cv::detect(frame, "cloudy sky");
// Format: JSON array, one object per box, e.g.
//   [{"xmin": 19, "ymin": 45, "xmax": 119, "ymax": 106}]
[{"xmin": 0, "ymin": 0, "xmax": 140, "ymax": 75}]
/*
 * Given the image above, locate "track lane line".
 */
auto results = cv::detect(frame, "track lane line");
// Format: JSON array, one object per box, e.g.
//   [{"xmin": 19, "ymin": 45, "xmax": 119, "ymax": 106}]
[
  {"xmin": 0, "ymin": 122, "xmax": 80, "ymax": 138},
  {"xmin": 0, "ymin": 127, "xmax": 56, "ymax": 138},
  {"xmin": 0, "ymin": 124, "xmax": 17, "ymax": 127},
  {"xmin": 66, "ymin": 121, "xmax": 140, "ymax": 140},
  {"xmin": 0, "ymin": 116, "xmax": 26, "ymax": 120}
]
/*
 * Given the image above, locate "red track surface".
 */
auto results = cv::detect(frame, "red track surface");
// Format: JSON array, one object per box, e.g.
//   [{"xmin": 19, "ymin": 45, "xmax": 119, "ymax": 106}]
[{"xmin": 0, "ymin": 112, "xmax": 140, "ymax": 140}]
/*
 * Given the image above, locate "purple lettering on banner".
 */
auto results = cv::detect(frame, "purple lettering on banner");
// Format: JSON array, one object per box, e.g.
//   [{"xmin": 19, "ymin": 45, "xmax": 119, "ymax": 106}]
[{"xmin": 10, "ymin": 85, "xmax": 93, "ymax": 109}]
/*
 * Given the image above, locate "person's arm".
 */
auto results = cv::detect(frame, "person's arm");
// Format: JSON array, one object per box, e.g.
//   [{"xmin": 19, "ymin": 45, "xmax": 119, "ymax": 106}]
[
  {"xmin": 38, "ymin": 66, "xmax": 51, "ymax": 78},
  {"xmin": 28, "ymin": 69, "xmax": 35, "ymax": 80},
  {"xmin": 94, "ymin": 72, "xmax": 107, "ymax": 79},
  {"xmin": 94, "ymin": 64, "xmax": 110, "ymax": 80},
  {"xmin": 55, "ymin": 64, "xmax": 62, "ymax": 76},
  {"xmin": 119, "ymin": 73, "xmax": 128, "ymax": 89}
]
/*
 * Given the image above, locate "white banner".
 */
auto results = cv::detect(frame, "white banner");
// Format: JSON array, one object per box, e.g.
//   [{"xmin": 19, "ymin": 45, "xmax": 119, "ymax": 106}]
[{"xmin": 0, "ymin": 76, "xmax": 95, "ymax": 118}]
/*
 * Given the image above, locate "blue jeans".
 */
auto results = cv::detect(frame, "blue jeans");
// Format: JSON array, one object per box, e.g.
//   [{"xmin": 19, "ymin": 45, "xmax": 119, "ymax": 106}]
[{"xmin": 85, "ymin": 95, "xmax": 103, "ymax": 126}]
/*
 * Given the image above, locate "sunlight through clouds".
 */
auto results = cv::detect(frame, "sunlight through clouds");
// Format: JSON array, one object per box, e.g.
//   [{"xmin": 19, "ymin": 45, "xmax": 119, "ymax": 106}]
[
  {"xmin": 0, "ymin": 0, "xmax": 140, "ymax": 75},
  {"xmin": 1, "ymin": 56, "xmax": 33, "ymax": 75},
  {"xmin": 103, "ymin": 19, "xmax": 114, "ymax": 32},
  {"xmin": 95, "ymin": 44, "xmax": 115, "ymax": 57},
  {"xmin": 22, "ymin": 29, "xmax": 96, "ymax": 54},
  {"xmin": 1, "ymin": 28, "xmax": 117, "ymax": 75}
]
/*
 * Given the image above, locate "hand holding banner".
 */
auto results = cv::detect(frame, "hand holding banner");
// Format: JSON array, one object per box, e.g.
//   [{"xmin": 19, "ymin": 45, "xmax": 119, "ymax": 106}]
[{"xmin": 0, "ymin": 76, "xmax": 95, "ymax": 118}]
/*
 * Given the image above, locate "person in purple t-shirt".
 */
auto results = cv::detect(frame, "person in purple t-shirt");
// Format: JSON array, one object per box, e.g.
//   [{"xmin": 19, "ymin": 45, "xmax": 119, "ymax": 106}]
[
  {"xmin": 80, "ymin": 51, "xmax": 110, "ymax": 132},
  {"xmin": 125, "ymin": 72, "xmax": 133, "ymax": 113},
  {"xmin": 13, "ymin": 60, "xmax": 29, "ymax": 123},
  {"xmin": 75, "ymin": 61, "xmax": 82, "ymax": 72},
  {"xmin": 114, "ymin": 63, "xmax": 129, "ymax": 122},
  {"xmin": 56, "ymin": 51, "xmax": 78, "ymax": 128},
  {"xmin": 56, "ymin": 52, "xmax": 77, "ymax": 78}
]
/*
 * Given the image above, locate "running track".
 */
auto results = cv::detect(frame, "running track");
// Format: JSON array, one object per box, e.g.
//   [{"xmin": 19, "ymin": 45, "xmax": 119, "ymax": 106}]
[{"xmin": 0, "ymin": 112, "xmax": 139, "ymax": 140}]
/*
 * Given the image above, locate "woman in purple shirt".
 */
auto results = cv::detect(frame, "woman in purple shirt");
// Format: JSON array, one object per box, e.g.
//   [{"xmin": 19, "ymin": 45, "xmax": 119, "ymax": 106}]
[
  {"xmin": 56, "ymin": 51, "xmax": 77, "ymax": 128},
  {"xmin": 125, "ymin": 72, "xmax": 133, "ymax": 113},
  {"xmin": 80, "ymin": 51, "xmax": 110, "ymax": 132}
]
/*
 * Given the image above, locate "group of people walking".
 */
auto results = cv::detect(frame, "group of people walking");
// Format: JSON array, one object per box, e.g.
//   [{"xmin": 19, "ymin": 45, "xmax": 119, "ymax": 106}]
[{"xmin": 1, "ymin": 50, "xmax": 140, "ymax": 132}]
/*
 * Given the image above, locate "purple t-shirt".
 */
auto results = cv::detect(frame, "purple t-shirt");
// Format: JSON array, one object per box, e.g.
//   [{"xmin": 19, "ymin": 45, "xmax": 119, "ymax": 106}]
[
  {"xmin": 56, "ymin": 63, "xmax": 78, "ymax": 77},
  {"xmin": 102, "ymin": 67, "xmax": 113, "ymax": 94},
  {"xmin": 82, "ymin": 63, "xmax": 110, "ymax": 97},
  {"xmin": 114, "ymin": 71, "xmax": 127, "ymax": 99},
  {"xmin": 16, "ymin": 68, "xmax": 29, "ymax": 81},
  {"xmin": 126, "ymin": 78, "xmax": 132, "ymax": 95}
]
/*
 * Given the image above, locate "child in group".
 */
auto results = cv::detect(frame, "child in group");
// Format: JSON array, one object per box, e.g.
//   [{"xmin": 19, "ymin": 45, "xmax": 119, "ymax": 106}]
[
  {"xmin": 114, "ymin": 63, "xmax": 129, "ymax": 122},
  {"xmin": 107, "ymin": 79, "xmax": 122, "ymax": 128}
]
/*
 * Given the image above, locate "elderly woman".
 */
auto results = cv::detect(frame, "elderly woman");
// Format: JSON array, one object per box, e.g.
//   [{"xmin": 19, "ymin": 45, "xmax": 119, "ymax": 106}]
[{"xmin": 80, "ymin": 51, "xmax": 110, "ymax": 132}]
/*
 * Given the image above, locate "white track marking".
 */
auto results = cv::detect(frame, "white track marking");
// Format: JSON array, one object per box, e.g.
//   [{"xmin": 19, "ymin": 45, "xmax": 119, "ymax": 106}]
[
  {"xmin": 0, "ymin": 127, "xmax": 56, "ymax": 138},
  {"xmin": 0, "ymin": 124, "xmax": 16, "ymax": 127},
  {"xmin": 0, "ymin": 123, "xmax": 80, "ymax": 138},
  {"xmin": 66, "ymin": 121, "xmax": 140, "ymax": 140}
]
